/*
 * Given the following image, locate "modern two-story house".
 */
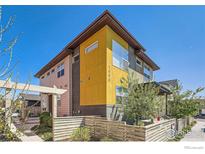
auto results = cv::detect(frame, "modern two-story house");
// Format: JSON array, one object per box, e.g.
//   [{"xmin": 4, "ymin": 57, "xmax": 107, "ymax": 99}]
[{"xmin": 35, "ymin": 10, "xmax": 170, "ymax": 119}]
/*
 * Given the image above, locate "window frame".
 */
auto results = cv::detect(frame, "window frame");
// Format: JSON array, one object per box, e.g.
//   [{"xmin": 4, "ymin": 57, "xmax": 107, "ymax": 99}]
[
  {"xmin": 51, "ymin": 69, "xmax": 55, "ymax": 74},
  {"xmin": 72, "ymin": 54, "xmax": 80, "ymax": 63},
  {"xmin": 47, "ymin": 71, "xmax": 50, "ymax": 77},
  {"xmin": 144, "ymin": 64, "xmax": 153, "ymax": 81},
  {"xmin": 41, "ymin": 75, "xmax": 44, "ymax": 79},
  {"xmin": 85, "ymin": 41, "xmax": 98, "ymax": 54},
  {"xmin": 112, "ymin": 40, "xmax": 129, "ymax": 71},
  {"xmin": 136, "ymin": 57, "xmax": 142, "ymax": 68},
  {"xmin": 57, "ymin": 63, "xmax": 64, "ymax": 78}
]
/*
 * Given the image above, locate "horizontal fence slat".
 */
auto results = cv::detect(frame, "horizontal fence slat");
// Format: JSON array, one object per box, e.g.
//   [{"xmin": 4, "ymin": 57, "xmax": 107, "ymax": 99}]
[{"xmin": 53, "ymin": 116, "xmax": 176, "ymax": 142}]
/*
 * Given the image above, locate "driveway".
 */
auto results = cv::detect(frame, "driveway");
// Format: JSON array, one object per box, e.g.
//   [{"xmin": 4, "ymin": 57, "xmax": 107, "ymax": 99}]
[{"xmin": 181, "ymin": 118, "xmax": 205, "ymax": 141}]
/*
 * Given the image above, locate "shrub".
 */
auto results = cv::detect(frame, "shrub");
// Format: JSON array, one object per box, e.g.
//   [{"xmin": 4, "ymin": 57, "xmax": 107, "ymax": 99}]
[
  {"xmin": 71, "ymin": 127, "xmax": 90, "ymax": 141},
  {"xmin": 41, "ymin": 132, "xmax": 52, "ymax": 141},
  {"xmin": 35, "ymin": 125, "xmax": 52, "ymax": 134},
  {"xmin": 190, "ymin": 121, "xmax": 197, "ymax": 127},
  {"xmin": 0, "ymin": 121, "xmax": 5, "ymax": 133},
  {"xmin": 31, "ymin": 124, "xmax": 52, "ymax": 141},
  {"xmin": 40, "ymin": 112, "xmax": 52, "ymax": 127},
  {"xmin": 31, "ymin": 125, "xmax": 39, "ymax": 131}
]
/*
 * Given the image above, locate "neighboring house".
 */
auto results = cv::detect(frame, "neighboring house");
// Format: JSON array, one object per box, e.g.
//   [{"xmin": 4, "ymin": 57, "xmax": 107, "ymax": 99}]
[
  {"xmin": 159, "ymin": 79, "xmax": 179, "ymax": 116},
  {"xmin": 197, "ymin": 99, "xmax": 205, "ymax": 116},
  {"xmin": 20, "ymin": 94, "xmax": 41, "ymax": 118},
  {"xmin": 159, "ymin": 79, "xmax": 179, "ymax": 90},
  {"xmin": 35, "ymin": 10, "xmax": 171, "ymax": 118}
]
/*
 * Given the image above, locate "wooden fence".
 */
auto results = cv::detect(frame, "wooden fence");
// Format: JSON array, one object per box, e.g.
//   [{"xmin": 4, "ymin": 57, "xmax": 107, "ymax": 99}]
[
  {"xmin": 84, "ymin": 116, "xmax": 146, "ymax": 141},
  {"xmin": 53, "ymin": 116, "xmax": 176, "ymax": 141},
  {"xmin": 176, "ymin": 116, "xmax": 195, "ymax": 132},
  {"xmin": 53, "ymin": 116, "xmax": 85, "ymax": 141},
  {"xmin": 144, "ymin": 118, "xmax": 176, "ymax": 141}
]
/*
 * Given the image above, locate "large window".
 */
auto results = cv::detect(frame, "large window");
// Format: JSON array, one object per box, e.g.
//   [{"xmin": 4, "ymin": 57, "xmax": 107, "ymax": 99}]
[
  {"xmin": 116, "ymin": 86, "xmax": 128, "ymax": 104},
  {"xmin": 144, "ymin": 65, "xmax": 153, "ymax": 81},
  {"xmin": 57, "ymin": 63, "xmax": 64, "ymax": 78},
  {"xmin": 112, "ymin": 40, "xmax": 129, "ymax": 71}
]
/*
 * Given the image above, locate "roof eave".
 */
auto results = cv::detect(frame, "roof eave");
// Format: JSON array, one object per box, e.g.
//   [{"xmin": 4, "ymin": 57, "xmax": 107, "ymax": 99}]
[{"xmin": 34, "ymin": 10, "xmax": 158, "ymax": 78}]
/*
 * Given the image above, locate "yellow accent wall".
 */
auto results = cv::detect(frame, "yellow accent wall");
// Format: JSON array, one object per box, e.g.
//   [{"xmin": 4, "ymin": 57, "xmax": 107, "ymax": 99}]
[
  {"xmin": 80, "ymin": 26, "xmax": 107, "ymax": 106},
  {"xmin": 105, "ymin": 26, "xmax": 129, "ymax": 105},
  {"xmin": 80, "ymin": 25, "xmax": 143, "ymax": 106}
]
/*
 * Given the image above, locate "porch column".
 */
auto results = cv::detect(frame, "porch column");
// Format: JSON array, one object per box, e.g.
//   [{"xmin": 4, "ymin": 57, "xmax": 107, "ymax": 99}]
[
  {"xmin": 5, "ymin": 88, "xmax": 12, "ymax": 125},
  {"xmin": 52, "ymin": 94, "xmax": 57, "ymax": 118}
]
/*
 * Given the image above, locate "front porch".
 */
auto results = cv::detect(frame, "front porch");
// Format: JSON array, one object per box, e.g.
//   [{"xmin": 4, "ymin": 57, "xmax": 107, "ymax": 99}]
[{"xmin": 0, "ymin": 79, "xmax": 67, "ymax": 141}]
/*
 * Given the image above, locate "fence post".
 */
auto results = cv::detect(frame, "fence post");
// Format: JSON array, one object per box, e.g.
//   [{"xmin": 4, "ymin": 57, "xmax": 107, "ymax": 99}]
[
  {"xmin": 124, "ymin": 122, "xmax": 127, "ymax": 141},
  {"xmin": 94, "ymin": 116, "xmax": 96, "ymax": 137}
]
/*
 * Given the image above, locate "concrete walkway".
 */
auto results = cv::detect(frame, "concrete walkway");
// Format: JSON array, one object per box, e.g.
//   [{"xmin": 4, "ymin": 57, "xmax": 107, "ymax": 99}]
[
  {"xmin": 181, "ymin": 118, "xmax": 205, "ymax": 141},
  {"xmin": 13, "ymin": 117, "xmax": 43, "ymax": 142},
  {"xmin": 19, "ymin": 130, "xmax": 43, "ymax": 142}
]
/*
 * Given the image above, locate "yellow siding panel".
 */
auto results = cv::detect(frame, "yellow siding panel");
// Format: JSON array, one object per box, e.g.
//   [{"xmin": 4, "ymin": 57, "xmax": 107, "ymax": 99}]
[
  {"xmin": 105, "ymin": 26, "xmax": 128, "ymax": 105},
  {"xmin": 80, "ymin": 26, "xmax": 107, "ymax": 106}
]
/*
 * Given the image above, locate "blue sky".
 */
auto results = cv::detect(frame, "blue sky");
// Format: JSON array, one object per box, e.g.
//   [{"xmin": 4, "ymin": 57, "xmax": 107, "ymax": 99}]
[{"xmin": 2, "ymin": 6, "xmax": 205, "ymax": 95}]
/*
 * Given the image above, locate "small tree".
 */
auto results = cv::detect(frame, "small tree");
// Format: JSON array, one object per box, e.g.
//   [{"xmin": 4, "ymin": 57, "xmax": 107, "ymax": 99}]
[
  {"xmin": 0, "ymin": 6, "xmax": 26, "ymax": 141},
  {"xmin": 119, "ymin": 73, "xmax": 161, "ymax": 125},
  {"xmin": 168, "ymin": 83, "xmax": 204, "ymax": 119}
]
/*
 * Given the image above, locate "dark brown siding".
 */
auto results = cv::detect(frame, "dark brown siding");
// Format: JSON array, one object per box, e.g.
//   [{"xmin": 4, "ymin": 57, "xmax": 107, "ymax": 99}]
[
  {"xmin": 72, "ymin": 48, "xmax": 80, "ymax": 115},
  {"xmin": 79, "ymin": 105, "xmax": 106, "ymax": 116}
]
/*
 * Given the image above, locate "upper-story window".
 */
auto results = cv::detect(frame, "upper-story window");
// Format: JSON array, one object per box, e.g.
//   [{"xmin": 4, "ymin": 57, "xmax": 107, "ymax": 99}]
[
  {"xmin": 41, "ymin": 75, "xmax": 44, "ymax": 79},
  {"xmin": 144, "ymin": 64, "xmax": 153, "ymax": 81},
  {"xmin": 72, "ymin": 54, "xmax": 80, "ymax": 63},
  {"xmin": 85, "ymin": 41, "xmax": 98, "ymax": 54},
  {"xmin": 47, "ymin": 72, "xmax": 50, "ymax": 77},
  {"xmin": 112, "ymin": 40, "xmax": 129, "ymax": 71},
  {"xmin": 51, "ymin": 69, "xmax": 55, "ymax": 74},
  {"xmin": 136, "ymin": 57, "xmax": 142, "ymax": 68},
  {"xmin": 57, "ymin": 63, "xmax": 64, "ymax": 78}
]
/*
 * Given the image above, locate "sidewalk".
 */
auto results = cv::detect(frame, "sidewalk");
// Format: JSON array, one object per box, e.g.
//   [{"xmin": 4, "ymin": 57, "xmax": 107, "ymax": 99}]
[
  {"xmin": 13, "ymin": 117, "xmax": 43, "ymax": 142},
  {"xmin": 181, "ymin": 118, "xmax": 205, "ymax": 141}
]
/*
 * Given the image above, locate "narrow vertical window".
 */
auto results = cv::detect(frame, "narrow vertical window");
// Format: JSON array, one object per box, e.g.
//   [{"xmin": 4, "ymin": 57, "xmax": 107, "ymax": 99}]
[{"xmin": 57, "ymin": 63, "xmax": 64, "ymax": 78}]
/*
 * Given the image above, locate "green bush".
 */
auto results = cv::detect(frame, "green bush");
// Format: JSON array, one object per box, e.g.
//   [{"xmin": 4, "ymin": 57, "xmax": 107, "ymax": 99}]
[
  {"xmin": 190, "ymin": 121, "xmax": 197, "ymax": 127},
  {"xmin": 41, "ymin": 132, "xmax": 52, "ymax": 141},
  {"xmin": 0, "ymin": 121, "xmax": 5, "ymax": 133},
  {"xmin": 31, "ymin": 125, "xmax": 39, "ymax": 131},
  {"xmin": 173, "ymin": 133, "xmax": 184, "ymax": 141},
  {"xmin": 40, "ymin": 112, "xmax": 52, "ymax": 127},
  {"xmin": 31, "ymin": 125, "xmax": 52, "ymax": 141},
  {"xmin": 32, "ymin": 125, "xmax": 52, "ymax": 134},
  {"xmin": 71, "ymin": 127, "xmax": 90, "ymax": 141}
]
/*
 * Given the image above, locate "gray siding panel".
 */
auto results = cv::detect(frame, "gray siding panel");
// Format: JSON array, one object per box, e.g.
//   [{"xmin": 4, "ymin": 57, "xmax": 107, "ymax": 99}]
[{"xmin": 128, "ymin": 46, "xmax": 143, "ymax": 74}]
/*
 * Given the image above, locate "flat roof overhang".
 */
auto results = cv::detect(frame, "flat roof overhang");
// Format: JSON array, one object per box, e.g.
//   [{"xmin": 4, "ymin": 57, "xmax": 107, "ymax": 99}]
[
  {"xmin": 140, "ymin": 81, "xmax": 172, "ymax": 95},
  {"xmin": 35, "ymin": 10, "xmax": 160, "ymax": 78}
]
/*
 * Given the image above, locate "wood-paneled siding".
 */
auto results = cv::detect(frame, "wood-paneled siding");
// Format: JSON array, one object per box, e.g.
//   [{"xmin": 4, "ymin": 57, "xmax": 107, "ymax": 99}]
[{"xmin": 53, "ymin": 116, "xmax": 176, "ymax": 141}]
